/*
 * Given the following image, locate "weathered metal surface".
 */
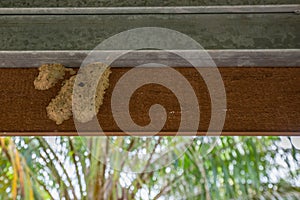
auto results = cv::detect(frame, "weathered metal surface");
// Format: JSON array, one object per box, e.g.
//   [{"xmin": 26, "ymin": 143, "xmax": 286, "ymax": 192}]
[
  {"xmin": 0, "ymin": 0, "xmax": 298, "ymax": 7},
  {"xmin": 0, "ymin": 5, "xmax": 299, "ymax": 15},
  {"xmin": 0, "ymin": 50, "xmax": 299, "ymax": 68},
  {"xmin": 0, "ymin": 13, "xmax": 298, "ymax": 50}
]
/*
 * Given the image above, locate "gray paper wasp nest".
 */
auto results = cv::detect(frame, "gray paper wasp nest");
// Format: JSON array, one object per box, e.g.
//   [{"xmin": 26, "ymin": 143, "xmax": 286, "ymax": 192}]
[{"xmin": 34, "ymin": 63, "xmax": 111, "ymax": 125}]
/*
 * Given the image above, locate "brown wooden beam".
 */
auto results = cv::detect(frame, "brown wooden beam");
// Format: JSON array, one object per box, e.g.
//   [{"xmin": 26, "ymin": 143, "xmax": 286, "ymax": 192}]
[
  {"xmin": 0, "ymin": 67, "xmax": 299, "ymax": 136},
  {"xmin": 2, "ymin": 132, "xmax": 300, "ymax": 136}
]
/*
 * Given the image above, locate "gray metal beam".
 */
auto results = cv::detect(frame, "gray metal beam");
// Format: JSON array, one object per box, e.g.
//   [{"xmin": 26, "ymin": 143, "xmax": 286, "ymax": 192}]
[
  {"xmin": 0, "ymin": 13, "xmax": 298, "ymax": 50},
  {"xmin": 0, "ymin": 0, "xmax": 298, "ymax": 8}
]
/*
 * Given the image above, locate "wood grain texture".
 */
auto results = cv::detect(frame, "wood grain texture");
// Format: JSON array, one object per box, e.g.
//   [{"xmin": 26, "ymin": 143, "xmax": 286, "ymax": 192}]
[
  {"xmin": 0, "ymin": 67, "xmax": 299, "ymax": 136},
  {"xmin": 0, "ymin": 13, "xmax": 299, "ymax": 50}
]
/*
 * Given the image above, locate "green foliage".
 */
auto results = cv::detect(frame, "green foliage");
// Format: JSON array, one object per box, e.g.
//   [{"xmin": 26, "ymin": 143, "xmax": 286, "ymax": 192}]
[{"xmin": 0, "ymin": 136, "xmax": 299, "ymax": 199}]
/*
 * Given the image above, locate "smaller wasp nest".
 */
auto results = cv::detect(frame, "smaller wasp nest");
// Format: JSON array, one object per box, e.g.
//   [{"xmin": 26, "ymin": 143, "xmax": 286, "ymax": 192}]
[
  {"xmin": 46, "ymin": 75, "xmax": 76, "ymax": 125},
  {"xmin": 34, "ymin": 63, "xmax": 75, "ymax": 90},
  {"xmin": 34, "ymin": 63, "xmax": 111, "ymax": 125}
]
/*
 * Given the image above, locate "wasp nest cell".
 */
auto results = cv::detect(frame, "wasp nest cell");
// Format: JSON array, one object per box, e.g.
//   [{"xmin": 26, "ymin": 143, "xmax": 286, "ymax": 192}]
[
  {"xmin": 34, "ymin": 63, "xmax": 75, "ymax": 90},
  {"xmin": 46, "ymin": 75, "xmax": 76, "ymax": 125},
  {"xmin": 72, "ymin": 62, "xmax": 112, "ymax": 123},
  {"xmin": 34, "ymin": 63, "xmax": 111, "ymax": 125}
]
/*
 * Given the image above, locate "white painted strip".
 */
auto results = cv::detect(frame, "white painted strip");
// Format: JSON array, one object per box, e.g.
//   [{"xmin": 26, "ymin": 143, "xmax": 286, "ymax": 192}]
[
  {"xmin": 0, "ymin": 50, "xmax": 299, "ymax": 67},
  {"xmin": 0, "ymin": 5, "xmax": 299, "ymax": 15}
]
